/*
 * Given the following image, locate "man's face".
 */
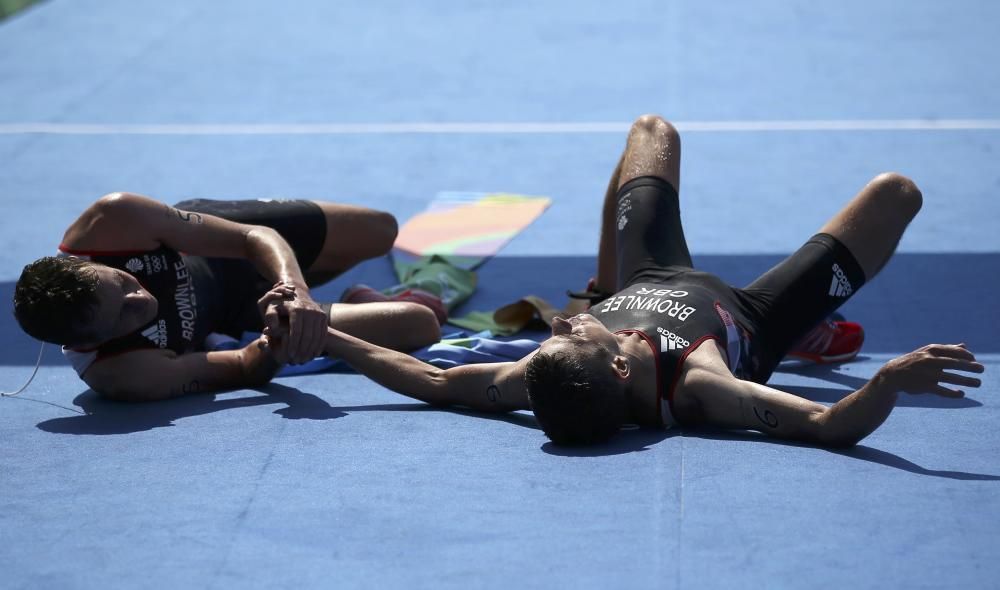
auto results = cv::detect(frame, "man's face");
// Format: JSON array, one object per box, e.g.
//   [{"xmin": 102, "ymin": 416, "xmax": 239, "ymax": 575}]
[
  {"xmin": 539, "ymin": 313, "xmax": 619, "ymax": 360},
  {"xmin": 79, "ymin": 265, "xmax": 159, "ymax": 345}
]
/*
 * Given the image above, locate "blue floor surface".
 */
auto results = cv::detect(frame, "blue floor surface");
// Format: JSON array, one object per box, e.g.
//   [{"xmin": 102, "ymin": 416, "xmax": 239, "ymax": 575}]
[{"xmin": 1, "ymin": 1, "xmax": 999, "ymax": 588}]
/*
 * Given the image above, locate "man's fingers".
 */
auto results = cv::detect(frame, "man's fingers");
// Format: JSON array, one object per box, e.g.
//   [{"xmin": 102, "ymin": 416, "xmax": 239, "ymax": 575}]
[
  {"xmin": 263, "ymin": 309, "xmax": 278, "ymax": 334},
  {"xmin": 258, "ymin": 291, "xmax": 286, "ymax": 307},
  {"xmin": 263, "ymin": 303, "xmax": 284, "ymax": 334},
  {"xmin": 302, "ymin": 317, "xmax": 324, "ymax": 363},
  {"xmin": 934, "ymin": 385, "xmax": 965, "ymax": 398},
  {"xmin": 294, "ymin": 315, "xmax": 315, "ymax": 364},
  {"xmin": 931, "ymin": 357, "xmax": 985, "ymax": 374},
  {"xmin": 286, "ymin": 308, "xmax": 304, "ymax": 364},
  {"xmin": 938, "ymin": 371, "xmax": 982, "ymax": 388},
  {"xmin": 928, "ymin": 344, "xmax": 977, "ymax": 361},
  {"xmin": 303, "ymin": 315, "xmax": 324, "ymax": 364}
]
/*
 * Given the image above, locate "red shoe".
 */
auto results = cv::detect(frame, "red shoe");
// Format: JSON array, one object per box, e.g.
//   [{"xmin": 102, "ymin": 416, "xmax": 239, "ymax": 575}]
[
  {"xmin": 392, "ymin": 288, "xmax": 449, "ymax": 325},
  {"xmin": 786, "ymin": 319, "xmax": 865, "ymax": 364},
  {"xmin": 340, "ymin": 284, "xmax": 448, "ymax": 325},
  {"xmin": 340, "ymin": 284, "xmax": 391, "ymax": 304}
]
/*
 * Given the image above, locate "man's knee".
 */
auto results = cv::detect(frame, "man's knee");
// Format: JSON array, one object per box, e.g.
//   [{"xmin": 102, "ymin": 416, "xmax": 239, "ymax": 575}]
[
  {"xmin": 367, "ymin": 210, "xmax": 399, "ymax": 256},
  {"xmin": 619, "ymin": 114, "xmax": 681, "ymax": 191},
  {"xmin": 630, "ymin": 114, "xmax": 679, "ymax": 143},
  {"xmin": 396, "ymin": 302, "xmax": 442, "ymax": 348},
  {"xmin": 868, "ymin": 172, "xmax": 923, "ymax": 220}
]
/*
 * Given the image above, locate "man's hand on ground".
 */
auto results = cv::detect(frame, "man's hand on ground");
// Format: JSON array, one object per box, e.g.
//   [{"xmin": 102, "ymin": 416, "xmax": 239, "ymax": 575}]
[{"xmin": 876, "ymin": 344, "xmax": 985, "ymax": 398}]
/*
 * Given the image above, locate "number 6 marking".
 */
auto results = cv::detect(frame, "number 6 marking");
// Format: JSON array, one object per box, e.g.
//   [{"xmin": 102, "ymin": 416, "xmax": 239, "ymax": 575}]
[{"xmin": 753, "ymin": 406, "xmax": 778, "ymax": 428}]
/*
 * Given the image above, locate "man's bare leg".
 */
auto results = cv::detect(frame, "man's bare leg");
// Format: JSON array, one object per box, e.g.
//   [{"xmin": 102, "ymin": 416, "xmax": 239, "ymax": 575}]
[
  {"xmin": 322, "ymin": 301, "xmax": 441, "ymax": 351},
  {"xmin": 595, "ymin": 150, "xmax": 625, "ymax": 294},
  {"xmin": 618, "ymin": 114, "xmax": 682, "ymax": 191},
  {"xmin": 595, "ymin": 114, "xmax": 682, "ymax": 295},
  {"xmin": 785, "ymin": 173, "xmax": 922, "ymax": 363},
  {"xmin": 304, "ymin": 202, "xmax": 399, "ymax": 286},
  {"xmin": 817, "ymin": 172, "xmax": 923, "ymax": 281}
]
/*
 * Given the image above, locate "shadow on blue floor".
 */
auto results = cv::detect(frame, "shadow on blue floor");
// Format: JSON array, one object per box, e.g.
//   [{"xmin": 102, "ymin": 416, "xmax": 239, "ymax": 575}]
[
  {"xmin": 776, "ymin": 361, "xmax": 983, "ymax": 408},
  {"xmin": 689, "ymin": 429, "xmax": 1000, "ymax": 481},
  {"xmin": 31, "ymin": 380, "xmax": 540, "ymax": 434},
  {"xmin": 26, "ymin": 369, "xmax": 993, "ymax": 474}
]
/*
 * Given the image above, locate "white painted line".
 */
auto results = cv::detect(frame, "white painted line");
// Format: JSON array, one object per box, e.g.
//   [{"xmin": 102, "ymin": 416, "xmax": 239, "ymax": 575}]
[{"xmin": 1, "ymin": 119, "xmax": 1000, "ymax": 135}]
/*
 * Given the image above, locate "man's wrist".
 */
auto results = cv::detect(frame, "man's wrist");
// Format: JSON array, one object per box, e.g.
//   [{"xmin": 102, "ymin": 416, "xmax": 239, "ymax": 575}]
[
  {"xmin": 240, "ymin": 340, "xmax": 282, "ymax": 385},
  {"xmin": 869, "ymin": 367, "xmax": 902, "ymax": 401},
  {"xmin": 322, "ymin": 328, "xmax": 353, "ymax": 356},
  {"xmin": 280, "ymin": 277, "xmax": 310, "ymax": 294}
]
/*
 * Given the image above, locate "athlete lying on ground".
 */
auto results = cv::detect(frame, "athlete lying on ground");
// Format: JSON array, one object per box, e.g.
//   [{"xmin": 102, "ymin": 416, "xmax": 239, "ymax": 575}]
[
  {"xmin": 13, "ymin": 195, "xmax": 443, "ymax": 401},
  {"xmin": 261, "ymin": 114, "xmax": 984, "ymax": 448}
]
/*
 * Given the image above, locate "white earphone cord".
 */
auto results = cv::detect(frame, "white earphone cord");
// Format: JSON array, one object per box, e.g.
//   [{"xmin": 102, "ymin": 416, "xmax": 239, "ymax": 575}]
[{"xmin": 1, "ymin": 342, "xmax": 45, "ymax": 396}]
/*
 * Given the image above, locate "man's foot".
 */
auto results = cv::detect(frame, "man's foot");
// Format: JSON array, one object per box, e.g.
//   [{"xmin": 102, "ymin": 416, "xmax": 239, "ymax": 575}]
[
  {"xmin": 786, "ymin": 319, "xmax": 865, "ymax": 364},
  {"xmin": 341, "ymin": 284, "xmax": 449, "ymax": 325}
]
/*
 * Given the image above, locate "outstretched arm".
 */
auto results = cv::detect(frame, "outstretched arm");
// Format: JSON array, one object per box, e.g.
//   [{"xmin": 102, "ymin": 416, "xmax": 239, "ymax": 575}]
[
  {"xmin": 311, "ymin": 327, "xmax": 532, "ymax": 413},
  {"xmin": 686, "ymin": 344, "xmax": 984, "ymax": 447}
]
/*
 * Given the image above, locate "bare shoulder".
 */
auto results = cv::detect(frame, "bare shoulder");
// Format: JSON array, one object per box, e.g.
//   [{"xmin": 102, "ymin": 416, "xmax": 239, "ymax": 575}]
[
  {"xmin": 62, "ymin": 192, "xmax": 162, "ymax": 252},
  {"xmin": 672, "ymin": 340, "xmax": 735, "ymax": 422}
]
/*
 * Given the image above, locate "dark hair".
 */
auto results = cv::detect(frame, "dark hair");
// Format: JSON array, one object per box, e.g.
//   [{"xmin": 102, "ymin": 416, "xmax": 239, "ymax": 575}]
[
  {"xmin": 525, "ymin": 342, "xmax": 625, "ymax": 445},
  {"xmin": 13, "ymin": 256, "xmax": 100, "ymax": 345}
]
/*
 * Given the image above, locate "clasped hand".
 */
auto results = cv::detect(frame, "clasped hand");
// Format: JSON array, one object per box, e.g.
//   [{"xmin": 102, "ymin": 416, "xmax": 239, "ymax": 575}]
[{"xmin": 256, "ymin": 281, "xmax": 327, "ymax": 365}]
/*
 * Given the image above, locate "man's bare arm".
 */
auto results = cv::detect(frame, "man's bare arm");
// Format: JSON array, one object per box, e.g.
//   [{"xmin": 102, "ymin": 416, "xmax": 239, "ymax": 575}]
[
  {"xmin": 685, "ymin": 343, "xmax": 984, "ymax": 447},
  {"xmin": 318, "ymin": 327, "xmax": 531, "ymax": 413},
  {"xmin": 83, "ymin": 339, "xmax": 281, "ymax": 402}
]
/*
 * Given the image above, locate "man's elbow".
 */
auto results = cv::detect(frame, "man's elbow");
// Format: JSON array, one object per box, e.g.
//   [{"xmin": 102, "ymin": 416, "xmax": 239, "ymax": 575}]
[
  {"xmin": 422, "ymin": 368, "xmax": 454, "ymax": 407},
  {"xmin": 810, "ymin": 411, "xmax": 864, "ymax": 448}
]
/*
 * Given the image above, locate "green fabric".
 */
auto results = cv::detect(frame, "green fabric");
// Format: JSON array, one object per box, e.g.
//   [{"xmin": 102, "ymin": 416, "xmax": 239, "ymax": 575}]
[
  {"xmin": 389, "ymin": 254, "xmax": 477, "ymax": 311},
  {"xmin": 448, "ymin": 310, "xmax": 512, "ymax": 335},
  {"xmin": 388, "ymin": 250, "xmax": 580, "ymax": 336},
  {"xmin": 0, "ymin": 0, "xmax": 39, "ymax": 19},
  {"xmin": 388, "ymin": 254, "xmax": 527, "ymax": 334},
  {"xmin": 437, "ymin": 335, "xmax": 479, "ymax": 348}
]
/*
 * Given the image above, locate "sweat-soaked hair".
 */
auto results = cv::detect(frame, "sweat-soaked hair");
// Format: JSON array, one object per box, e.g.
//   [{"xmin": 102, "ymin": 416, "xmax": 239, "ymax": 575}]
[
  {"xmin": 525, "ymin": 339, "xmax": 625, "ymax": 445},
  {"xmin": 13, "ymin": 256, "xmax": 100, "ymax": 345}
]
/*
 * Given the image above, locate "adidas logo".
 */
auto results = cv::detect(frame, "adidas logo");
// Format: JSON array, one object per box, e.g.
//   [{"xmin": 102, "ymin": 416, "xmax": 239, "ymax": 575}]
[
  {"xmin": 657, "ymin": 328, "xmax": 690, "ymax": 351},
  {"xmin": 828, "ymin": 263, "xmax": 853, "ymax": 298},
  {"xmin": 141, "ymin": 320, "xmax": 168, "ymax": 348}
]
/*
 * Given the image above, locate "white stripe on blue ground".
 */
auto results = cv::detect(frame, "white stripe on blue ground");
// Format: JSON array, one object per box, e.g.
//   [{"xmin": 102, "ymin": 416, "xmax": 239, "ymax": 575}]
[{"xmin": 2, "ymin": 119, "xmax": 1000, "ymax": 135}]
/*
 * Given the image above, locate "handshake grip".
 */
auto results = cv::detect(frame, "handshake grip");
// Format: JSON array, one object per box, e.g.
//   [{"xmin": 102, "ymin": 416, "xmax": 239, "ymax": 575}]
[{"xmin": 256, "ymin": 281, "xmax": 330, "ymax": 365}]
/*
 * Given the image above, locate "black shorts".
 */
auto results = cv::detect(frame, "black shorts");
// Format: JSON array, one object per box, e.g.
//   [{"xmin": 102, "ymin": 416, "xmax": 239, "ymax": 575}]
[
  {"xmin": 173, "ymin": 198, "xmax": 327, "ymax": 337},
  {"xmin": 615, "ymin": 176, "xmax": 692, "ymax": 288},
  {"xmin": 615, "ymin": 176, "xmax": 867, "ymax": 383}
]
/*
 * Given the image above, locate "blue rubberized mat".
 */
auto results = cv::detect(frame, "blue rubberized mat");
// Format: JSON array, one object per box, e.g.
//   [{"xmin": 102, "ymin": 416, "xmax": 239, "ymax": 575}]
[{"xmin": 2, "ymin": 1, "xmax": 999, "ymax": 588}]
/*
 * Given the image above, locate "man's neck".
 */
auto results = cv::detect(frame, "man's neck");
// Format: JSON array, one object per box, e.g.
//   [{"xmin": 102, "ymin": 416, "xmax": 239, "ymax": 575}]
[{"xmin": 616, "ymin": 331, "xmax": 661, "ymax": 426}]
